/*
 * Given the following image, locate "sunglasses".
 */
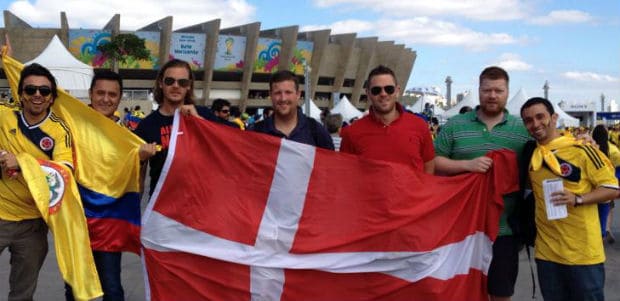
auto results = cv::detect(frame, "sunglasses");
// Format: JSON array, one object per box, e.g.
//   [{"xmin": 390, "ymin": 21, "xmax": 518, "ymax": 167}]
[
  {"xmin": 369, "ymin": 85, "xmax": 396, "ymax": 96},
  {"xmin": 220, "ymin": 109, "xmax": 230, "ymax": 113},
  {"xmin": 163, "ymin": 77, "xmax": 191, "ymax": 88},
  {"xmin": 24, "ymin": 85, "xmax": 52, "ymax": 97}
]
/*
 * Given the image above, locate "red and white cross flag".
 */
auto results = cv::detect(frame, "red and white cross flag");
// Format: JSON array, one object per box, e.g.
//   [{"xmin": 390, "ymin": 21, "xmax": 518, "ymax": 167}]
[{"xmin": 141, "ymin": 111, "xmax": 519, "ymax": 301}]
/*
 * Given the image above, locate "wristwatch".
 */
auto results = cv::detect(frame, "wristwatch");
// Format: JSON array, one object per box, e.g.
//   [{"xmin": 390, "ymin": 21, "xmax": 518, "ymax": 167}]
[{"xmin": 574, "ymin": 195, "xmax": 584, "ymax": 207}]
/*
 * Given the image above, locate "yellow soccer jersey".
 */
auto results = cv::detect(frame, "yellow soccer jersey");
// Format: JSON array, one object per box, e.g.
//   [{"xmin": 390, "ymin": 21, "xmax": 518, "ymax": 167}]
[
  {"xmin": 0, "ymin": 109, "xmax": 73, "ymax": 221},
  {"xmin": 530, "ymin": 138, "xmax": 618, "ymax": 265}
]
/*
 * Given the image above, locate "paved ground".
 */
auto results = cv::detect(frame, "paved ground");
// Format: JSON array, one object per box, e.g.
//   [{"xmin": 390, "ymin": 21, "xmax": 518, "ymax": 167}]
[{"xmin": 2, "ymin": 207, "xmax": 620, "ymax": 301}]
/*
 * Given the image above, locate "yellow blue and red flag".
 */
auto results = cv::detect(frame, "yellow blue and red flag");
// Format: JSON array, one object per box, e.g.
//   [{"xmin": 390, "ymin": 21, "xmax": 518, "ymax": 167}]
[{"xmin": 2, "ymin": 51, "xmax": 144, "ymax": 254}]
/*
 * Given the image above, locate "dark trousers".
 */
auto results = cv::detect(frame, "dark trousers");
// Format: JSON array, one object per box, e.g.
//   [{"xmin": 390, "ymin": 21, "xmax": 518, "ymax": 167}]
[
  {"xmin": 65, "ymin": 251, "xmax": 124, "ymax": 301},
  {"xmin": 536, "ymin": 259, "xmax": 605, "ymax": 301},
  {"xmin": 0, "ymin": 218, "xmax": 48, "ymax": 301}
]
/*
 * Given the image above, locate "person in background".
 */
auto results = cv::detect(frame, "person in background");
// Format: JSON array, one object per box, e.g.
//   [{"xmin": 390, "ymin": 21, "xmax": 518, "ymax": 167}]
[
  {"xmin": 459, "ymin": 105, "xmax": 473, "ymax": 114},
  {"xmin": 591, "ymin": 124, "xmax": 620, "ymax": 244},
  {"xmin": 324, "ymin": 113, "xmax": 343, "ymax": 151}
]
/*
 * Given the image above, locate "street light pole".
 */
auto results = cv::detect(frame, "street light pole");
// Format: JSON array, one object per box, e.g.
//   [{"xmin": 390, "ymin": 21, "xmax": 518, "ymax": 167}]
[{"xmin": 303, "ymin": 60, "xmax": 311, "ymax": 117}]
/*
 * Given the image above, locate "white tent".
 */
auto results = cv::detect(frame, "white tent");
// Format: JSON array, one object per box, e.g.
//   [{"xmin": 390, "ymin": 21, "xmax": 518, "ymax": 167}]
[
  {"xmin": 331, "ymin": 96, "xmax": 362, "ymax": 122},
  {"xmin": 506, "ymin": 88, "xmax": 580, "ymax": 127},
  {"xmin": 506, "ymin": 87, "xmax": 528, "ymax": 116},
  {"xmin": 445, "ymin": 92, "xmax": 476, "ymax": 117},
  {"xmin": 554, "ymin": 103, "xmax": 580, "ymax": 127},
  {"xmin": 25, "ymin": 35, "xmax": 94, "ymax": 98},
  {"xmin": 301, "ymin": 99, "xmax": 322, "ymax": 121}
]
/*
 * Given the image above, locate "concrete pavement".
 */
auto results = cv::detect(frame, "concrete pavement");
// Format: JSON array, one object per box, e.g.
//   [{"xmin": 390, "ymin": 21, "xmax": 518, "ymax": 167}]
[{"xmin": 2, "ymin": 208, "xmax": 620, "ymax": 301}]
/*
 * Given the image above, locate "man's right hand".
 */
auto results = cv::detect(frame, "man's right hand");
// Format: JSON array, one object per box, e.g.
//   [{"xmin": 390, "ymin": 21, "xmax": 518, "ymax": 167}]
[{"xmin": 465, "ymin": 156, "xmax": 493, "ymax": 173}]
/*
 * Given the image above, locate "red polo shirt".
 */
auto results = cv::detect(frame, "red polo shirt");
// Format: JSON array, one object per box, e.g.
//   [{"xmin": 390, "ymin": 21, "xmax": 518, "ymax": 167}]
[{"xmin": 340, "ymin": 104, "xmax": 434, "ymax": 172}]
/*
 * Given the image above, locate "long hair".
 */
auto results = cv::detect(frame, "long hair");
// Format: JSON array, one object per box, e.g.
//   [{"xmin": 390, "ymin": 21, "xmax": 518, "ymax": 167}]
[
  {"xmin": 592, "ymin": 124, "xmax": 609, "ymax": 157},
  {"xmin": 153, "ymin": 59, "xmax": 195, "ymax": 105}
]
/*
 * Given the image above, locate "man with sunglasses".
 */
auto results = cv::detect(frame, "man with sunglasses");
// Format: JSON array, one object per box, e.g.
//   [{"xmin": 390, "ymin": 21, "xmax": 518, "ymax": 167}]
[
  {"xmin": 0, "ymin": 63, "xmax": 73, "ymax": 300},
  {"xmin": 249, "ymin": 70, "xmax": 334, "ymax": 150},
  {"xmin": 434, "ymin": 66, "xmax": 530, "ymax": 301},
  {"xmin": 135, "ymin": 59, "xmax": 228, "ymax": 196},
  {"xmin": 212, "ymin": 98, "xmax": 241, "ymax": 129},
  {"xmin": 340, "ymin": 65, "xmax": 435, "ymax": 174}
]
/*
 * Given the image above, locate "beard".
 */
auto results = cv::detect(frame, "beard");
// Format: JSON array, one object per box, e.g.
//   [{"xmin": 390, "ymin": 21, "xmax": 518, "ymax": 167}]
[{"xmin": 479, "ymin": 102, "xmax": 505, "ymax": 117}]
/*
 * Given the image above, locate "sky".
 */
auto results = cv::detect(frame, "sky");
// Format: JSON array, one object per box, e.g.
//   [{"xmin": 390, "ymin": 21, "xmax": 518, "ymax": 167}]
[{"xmin": 0, "ymin": 0, "xmax": 618, "ymax": 107}]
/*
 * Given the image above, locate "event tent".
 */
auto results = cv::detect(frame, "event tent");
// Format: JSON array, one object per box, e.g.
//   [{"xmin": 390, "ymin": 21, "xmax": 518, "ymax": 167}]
[
  {"xmin": 301, "ymin": 99, "xmax": 322, "ymax": 121},
  {"xmin": 331, "ymin": 96, "xmax": 363, "ymax": 122},
  {"xmin": 444, "ymin": 92, "xmax": 475, "ymax": 117},
  {"xmin": 25, "ymin": 35, "xmax": 94, "ymax": 98},
  {"xmin": 506, "ymin": 87, "xmax": 528, "ymax": 115},
  {"xmin": 506, "ymin": 87, "xmax": 580, "ymax": 127}
]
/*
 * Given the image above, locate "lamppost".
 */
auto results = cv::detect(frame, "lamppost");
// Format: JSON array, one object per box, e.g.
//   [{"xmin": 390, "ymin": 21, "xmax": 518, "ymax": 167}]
[{"xmin": 303, "ymin": 60, "xmax": 311, "ymax": 117}]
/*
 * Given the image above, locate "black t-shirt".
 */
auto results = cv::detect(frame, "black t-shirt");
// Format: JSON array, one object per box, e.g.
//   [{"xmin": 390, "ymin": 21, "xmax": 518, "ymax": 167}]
[{"xmin": 135, "ymin": 106, "xmax": 220, "ymax": 195}]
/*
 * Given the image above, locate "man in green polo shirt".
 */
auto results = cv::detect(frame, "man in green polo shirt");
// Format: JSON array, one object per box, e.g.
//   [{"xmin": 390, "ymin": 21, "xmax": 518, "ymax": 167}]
[{"xmin": 434, "ymin": 66, "xmax": 530, "ymax": 301}]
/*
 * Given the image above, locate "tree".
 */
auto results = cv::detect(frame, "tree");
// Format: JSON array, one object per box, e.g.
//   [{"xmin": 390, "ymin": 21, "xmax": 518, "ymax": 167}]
[{"xmin": 97, "ymin": 33, "xmax": 150, "ymax": 69}]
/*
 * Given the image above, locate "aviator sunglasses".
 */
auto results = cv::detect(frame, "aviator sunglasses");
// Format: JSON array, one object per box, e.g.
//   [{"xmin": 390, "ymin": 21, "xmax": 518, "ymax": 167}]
[
  {"xmin": 369, "ymin": 85, "xmax": 396, "ymax": 96},
  {"xmin": 23, "ymin": 85, "xmax": 52, "ymax": 97},
  {"xmin": 163, "ymin": 77, "xmax": 191, "ymax": 88}
]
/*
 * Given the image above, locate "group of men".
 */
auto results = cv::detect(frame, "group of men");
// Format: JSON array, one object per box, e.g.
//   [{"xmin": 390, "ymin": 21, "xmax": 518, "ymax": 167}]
[{"xmin": 0, "ymin": 56, "xmax": 616, "ymax": 301}]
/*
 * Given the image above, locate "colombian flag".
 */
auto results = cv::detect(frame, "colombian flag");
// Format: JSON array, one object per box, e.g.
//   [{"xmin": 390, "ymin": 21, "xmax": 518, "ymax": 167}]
[{"xmin": 2, "ymin": 51, "xmax": 144, "ymax": 254}]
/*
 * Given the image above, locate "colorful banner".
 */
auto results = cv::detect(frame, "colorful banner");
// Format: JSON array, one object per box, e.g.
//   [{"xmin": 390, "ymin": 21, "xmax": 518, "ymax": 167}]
[
  {"xmin": 68, "ymin": 29, "xmax": 112, "ymax": 67},
  {"xmin": 119, "ymin": 31, "xmax": 161, "ymax": 70},
  {"xmin": 169, "ymin": 33, "xmax": 206, "ymax": 70},
  {"xmin": 254, "ymin": 37, "xmax": 281, "ymax": 73},
  {"xmin": 214, "ymin": 35, "xmax": 246, "ymax": 72},
  {"xmin": 291, "ymin": 40, "xmax": 313, "ymax": 75}
]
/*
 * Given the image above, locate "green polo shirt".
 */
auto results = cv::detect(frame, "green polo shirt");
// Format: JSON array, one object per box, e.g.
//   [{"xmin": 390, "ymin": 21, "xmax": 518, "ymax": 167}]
[{"xmin": 434, "ymin": 109, "xmax": 531, "ymax": 236}]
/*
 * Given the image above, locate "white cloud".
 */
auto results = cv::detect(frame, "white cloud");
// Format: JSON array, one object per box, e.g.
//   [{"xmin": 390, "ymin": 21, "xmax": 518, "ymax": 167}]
[
  {"xmin": 313, "ymin": 0, "xmax": 527, "ymax": 21},
  {"xmin": 529, "ymin": 10, "xmax": 593, "ymax": 25},
  {"xmin": 301, "ymin": 20, "xmax": 374, "ymax": 34},
  {"xmin": 303, "ymin": 17, "xmax": 520, "ymax": 50},
  {"xmin": 562, "ymin": 71, "xmax": 619, "ymax": 82},
  {"xmin": 494, "ymin": 53, "xmax": 532, "ymax": 71},
  {"xmin": 5, "ymin": 0, "xmax": 256, "ymax": 30}
]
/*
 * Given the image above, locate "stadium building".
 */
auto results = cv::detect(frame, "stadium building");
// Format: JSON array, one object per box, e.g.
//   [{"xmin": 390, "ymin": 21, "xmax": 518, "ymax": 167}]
[{"xmin": 0, "ymin": 11, "xmax": 416, "ymax": 111}]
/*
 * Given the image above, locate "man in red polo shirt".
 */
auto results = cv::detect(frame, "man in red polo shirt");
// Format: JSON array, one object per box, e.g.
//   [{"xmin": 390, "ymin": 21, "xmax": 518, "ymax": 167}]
[{"xmin": 340, "ymin": 65, "xmax": 434, "ymax": 173}]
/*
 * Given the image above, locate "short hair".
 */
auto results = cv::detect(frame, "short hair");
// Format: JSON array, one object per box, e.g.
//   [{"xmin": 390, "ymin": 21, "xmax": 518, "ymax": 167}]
[
  {"xmin": 154, "ymin": 59, "xmax": 195, "ymax": 105},
  {"xmin": 90, "ymin": 69, "xmax": 123, "ymax": 92},
  {"xmin": 459, "ymin": 106, "xmax": 473, "ymax": 114},
  {"xmin": 479, "ymin": 66, "xmax": 509, "ymax": 85},
  {"xmin": 366, "ymin": 65, "xmax": 398, "ymax": 87},
  {"xmin": 212, "ymin": 98, "xmax": 231, "ymax": 112},
  {"xmin": 324, "ymin": 114, "xmax": 343, "ymax": 134},
  {"xmin": 269, "ymin": 70, "xmax": 300, "ymax": 92},
  {"xmin": 520, "ymin": 97, "xmax": 555, "ymax": 118},
  {"xmin": 18, "ymin": 63, "xmax": 58, "ymax": 99}
]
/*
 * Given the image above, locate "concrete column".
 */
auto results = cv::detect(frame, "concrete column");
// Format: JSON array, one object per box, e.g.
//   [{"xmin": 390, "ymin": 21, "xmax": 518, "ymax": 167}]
[
  {"xmin": 329, "ymin": 33, "xmax": 356, "ymax": 107},
  {"xmin": 200, "ymin": 19, "xmax": 221, "ymax": 105},
  {"xmin": 302, "ymin": 30, "xmax": 330, "ymax": 100},
  {"xmin": 239, "ymin": 22, "xmax": 261, "ymax": 112},
  {"xmin": 276, "ymin": 26, "xmax": 298, "ymax": 72},
  {"xmin": 350, "ymin": 37, "xmax": 377, "ymax": 107}
]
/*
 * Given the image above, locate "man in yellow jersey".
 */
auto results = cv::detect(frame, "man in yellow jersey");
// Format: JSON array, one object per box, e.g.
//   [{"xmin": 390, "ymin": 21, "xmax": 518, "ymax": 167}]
[
  {"xmin": 0, "ymin": 63, "xmax": 73, "ymax": 300},
  {"xmin": 520, "ymin": 97, "xmax": 618, "ymax": 301}
]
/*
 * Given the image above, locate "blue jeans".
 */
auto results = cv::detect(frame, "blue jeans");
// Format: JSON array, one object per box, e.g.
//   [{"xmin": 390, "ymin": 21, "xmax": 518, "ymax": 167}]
[
  {"xmin": 536, "ymin": 259, "xmax": 604, "ymax": 301},
  {"xmin": 65, "ymin": 251, "xmax": 124, "ymax": 301}
]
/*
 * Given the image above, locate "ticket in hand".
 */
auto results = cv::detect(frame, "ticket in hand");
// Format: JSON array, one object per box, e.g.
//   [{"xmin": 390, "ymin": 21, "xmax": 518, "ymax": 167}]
[{"xmin": 542, "ymin": 178, "xmax": 568, "ymax": 220}]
